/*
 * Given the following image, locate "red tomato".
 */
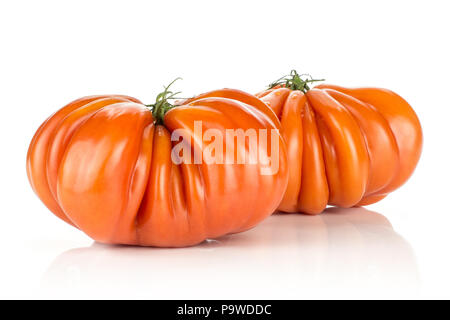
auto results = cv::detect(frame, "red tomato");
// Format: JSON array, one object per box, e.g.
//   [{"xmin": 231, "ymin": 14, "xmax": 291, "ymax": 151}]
[
  {"xmin": 257, "ymin": 71, "xmax": 422, "ymax": 214},
  {"xmin": 27, "ymin": 84, "xmax": 288, "ymax": 247}
]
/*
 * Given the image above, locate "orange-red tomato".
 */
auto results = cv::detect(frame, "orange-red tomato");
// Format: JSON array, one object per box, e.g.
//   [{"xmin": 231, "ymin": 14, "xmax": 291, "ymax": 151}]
[
  {"xmin": 256, "ymin": 72, "xmax": 422, "ymax": 214},
  {"xmin": 27, "ymin": 88, "xmax": 288, "ymax": 247}
]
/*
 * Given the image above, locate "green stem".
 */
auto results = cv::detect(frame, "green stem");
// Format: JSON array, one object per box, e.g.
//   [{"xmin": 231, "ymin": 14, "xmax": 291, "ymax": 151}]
[
  {"xmin": 146, "ymin": 78, "xmax": 183, "ymax": 124},
  {"xmin": 268, "ymin": 70, "xmax": 325, "ymax": 93}
]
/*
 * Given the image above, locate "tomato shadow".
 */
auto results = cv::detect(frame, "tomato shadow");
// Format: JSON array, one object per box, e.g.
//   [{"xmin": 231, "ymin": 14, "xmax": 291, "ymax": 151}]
[{"xmin": 40, "ymin": 207, "xmax": 420, "ymax": 299}]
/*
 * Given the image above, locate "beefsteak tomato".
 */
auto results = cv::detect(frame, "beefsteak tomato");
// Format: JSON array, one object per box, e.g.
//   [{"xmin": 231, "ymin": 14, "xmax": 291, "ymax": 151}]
[
  {"xmin": 256, "ymin": 71, "xmax": 422, "ymax": 214},
  {"xmin": 27, "ymin": 82, "xmax": 288, "ymax": 247}
]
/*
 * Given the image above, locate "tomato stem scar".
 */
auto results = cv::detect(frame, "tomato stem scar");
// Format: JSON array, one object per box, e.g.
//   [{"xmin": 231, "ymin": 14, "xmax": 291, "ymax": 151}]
[
  {"xmin": 146, "ymin": 77, "xmax": 185, "ymax": 124},
  {"xmin": 268, "ymin": 70, "xmax": 325, "ymax": 93}
]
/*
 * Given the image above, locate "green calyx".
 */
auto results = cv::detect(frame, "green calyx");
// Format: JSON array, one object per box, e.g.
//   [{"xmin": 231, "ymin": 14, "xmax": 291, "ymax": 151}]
[
  {"xmin": 268, "ymin": 70, "xmax": 325, "ymax": 93},
  {"xmin": 146, "ymin": 77, "xmax": 184, "ymax": 124}
]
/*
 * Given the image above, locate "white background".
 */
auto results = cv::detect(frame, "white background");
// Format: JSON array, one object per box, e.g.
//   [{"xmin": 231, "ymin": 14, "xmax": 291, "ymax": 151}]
[{"xmin": 0, "ymin": 0, "xmax": 449, "ymax": 299}]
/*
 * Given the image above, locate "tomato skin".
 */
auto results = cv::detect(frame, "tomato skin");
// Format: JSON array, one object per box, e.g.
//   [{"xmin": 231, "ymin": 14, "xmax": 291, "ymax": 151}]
[
  {"xmin": 27, "ymin": 90, "xmax": 288, "ymax": 247},
  {"xmin": 26, "ymin": 95, "xmax": 140, "ymax": 227},
  {"xmin": 256, "ymin": 84, "xmax": 422, "ymax": 214}
]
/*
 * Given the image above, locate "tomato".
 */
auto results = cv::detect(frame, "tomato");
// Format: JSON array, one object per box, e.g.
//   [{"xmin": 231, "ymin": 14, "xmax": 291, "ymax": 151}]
[
  {"xmin": 27, "ymin": 83, "xmax": 288, "ymax": 247},
  {"xmin": 256, "ymin": 71, "xmax": 422, "ymax": 214}
]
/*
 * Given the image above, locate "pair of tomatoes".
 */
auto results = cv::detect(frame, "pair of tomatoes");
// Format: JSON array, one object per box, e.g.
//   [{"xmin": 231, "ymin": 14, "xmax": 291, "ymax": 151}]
[{"xmin": 27, "ymin": 72, "xmax": 422, "ymax": 247}]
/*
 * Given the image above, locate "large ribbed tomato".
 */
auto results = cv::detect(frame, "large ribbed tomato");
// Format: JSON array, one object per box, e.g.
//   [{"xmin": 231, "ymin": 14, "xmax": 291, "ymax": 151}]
[
  {"xmin": 27, "ymin": 84, "xmax": 288, "ymax": 247},
  {"xmin": 256, "ymin": 71, "xmax": 422, "ymax": 214}
]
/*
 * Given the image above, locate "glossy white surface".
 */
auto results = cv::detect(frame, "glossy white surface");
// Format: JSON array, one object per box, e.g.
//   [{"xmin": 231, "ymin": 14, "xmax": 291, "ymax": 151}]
[
  {"xmin": 1, "ymin": 0, "xmax": 449, "ymax": 299},
  {"xmin": 40, "ymin": 208, "xmax": 420, "ymax": 299}
]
